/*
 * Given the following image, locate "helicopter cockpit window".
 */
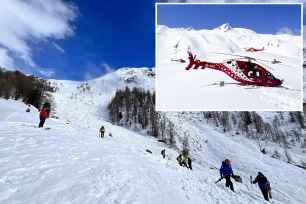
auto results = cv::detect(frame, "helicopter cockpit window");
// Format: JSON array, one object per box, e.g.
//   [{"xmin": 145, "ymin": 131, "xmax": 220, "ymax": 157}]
[
  {"xmin": 266, "ymin": 71, "xmax": 274, "ymax": 81},
  {"xmin": 255, "ymin": 71, "xmax": 262, "ymax": 79},
  {"xmin": 246, "ymin": 62, "xmax": 256, "ymax": 69}
]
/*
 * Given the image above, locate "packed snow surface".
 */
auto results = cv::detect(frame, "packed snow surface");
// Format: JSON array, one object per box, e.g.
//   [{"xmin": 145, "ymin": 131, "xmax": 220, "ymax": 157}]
[
  {"xmin": 1, "ymin": 68, "xmax": 306, "ymax": 203},
  {"xmin": 156, "ymin": 25, "xmax": 302, "ymax": 111}
]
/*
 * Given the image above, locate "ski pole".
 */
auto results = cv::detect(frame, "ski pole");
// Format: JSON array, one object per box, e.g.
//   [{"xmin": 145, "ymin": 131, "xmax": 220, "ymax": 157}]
[{"xmin": 250, "ymin": 175, "xmax": 254, "ymax": 192}]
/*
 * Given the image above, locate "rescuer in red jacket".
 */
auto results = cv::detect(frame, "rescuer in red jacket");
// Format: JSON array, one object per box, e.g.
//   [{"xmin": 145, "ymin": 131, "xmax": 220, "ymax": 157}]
[{"xmin": 39, "ymin": 108, "xmax": 49, "ymax": 128}]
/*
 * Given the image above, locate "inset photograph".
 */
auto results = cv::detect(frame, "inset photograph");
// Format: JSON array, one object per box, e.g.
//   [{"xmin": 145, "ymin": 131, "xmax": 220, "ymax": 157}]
[{"xmin": 156, "ymin": 3, "xmax": 303, "ymax": 111}]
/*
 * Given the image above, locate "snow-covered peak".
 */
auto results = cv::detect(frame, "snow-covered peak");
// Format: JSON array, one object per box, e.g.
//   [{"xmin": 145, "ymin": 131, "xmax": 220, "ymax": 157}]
[
  {"xmin": 215, "ymin": 23, "xmax": 233, "ymax": 32},
  {"xmin": 156, "ymin": 25, "xmax": 171, "ymax": 34},
  {"xmin": 90, "ymin": 67, "xmax": 155, "ymax": 92}
]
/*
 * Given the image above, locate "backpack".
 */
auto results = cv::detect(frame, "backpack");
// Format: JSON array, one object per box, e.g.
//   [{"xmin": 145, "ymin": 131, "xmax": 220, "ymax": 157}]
[{"xmin": 267, "ymin": 181, "xmax": 271, "ymax": 190}]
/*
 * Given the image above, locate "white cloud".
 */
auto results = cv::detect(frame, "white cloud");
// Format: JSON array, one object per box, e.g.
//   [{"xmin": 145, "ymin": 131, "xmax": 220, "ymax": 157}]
[
  {"xmin": 0, "ymin": 0, "xmax": 77, "ymax": 76},
  {"xmin": 84, "ymin": 62, "xmax": 115, "ymax": 80},
  {"xmin": 84, "ymin": 72, "xmax": 95, "ymax": 81},
  {"xmin": 37, "ymin": 68, "xmax": 55, "ymax": 78},
  {"xmin": 0, "ymin": 48, "xmax": 14, "ymax": 69},
  {"xmin": 276, "ymin": 27, "xmax": 295, "ymax": 35},
  {"xmin": 102, "ymin": 63, "xmax": 114, "ymax": 74},
  {"xmin": 52, "ymin": 42, "xmax": 65, "ymax": 53}
]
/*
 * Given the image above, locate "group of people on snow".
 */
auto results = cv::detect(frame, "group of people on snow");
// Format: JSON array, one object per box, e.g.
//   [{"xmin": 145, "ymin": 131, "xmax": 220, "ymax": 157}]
[
  {"xmin": 219, "ymin": 159, "xmax": 271, "ymax": 201},
  {"xmin": 38, "ymin": 106, "xmax": 271, "ymax": 202},
  {"xmin": 177, "ymin": 154, "xmax": 193, "ymax": 170}
]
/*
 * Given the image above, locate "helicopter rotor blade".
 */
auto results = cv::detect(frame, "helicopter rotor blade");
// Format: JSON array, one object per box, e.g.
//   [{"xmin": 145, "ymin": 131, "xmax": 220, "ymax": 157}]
[
  {"xmin": 256, "ymin": 58, "xmax": 272, "ymax": 63},
  {"xmin": 210, "ymin": 52, "xmax": 260, "ymax": 62},
  {"xmin": 221, "ymin": 57, "xmax": 245, "ymax": 62},
  {"xmin": 271, "ymin": 63, "xmax": 297, "ymax": 69},
  {"xmin": 210, "ymin": 52, "xmax": 246, "ymax": 58},
  {"xmin": 256, "ymin": 61, "xmax": 275, "ymax": 70},
  {"xmin": 210, "ymin": 51, "xmax": 298, "ymax": 70}
]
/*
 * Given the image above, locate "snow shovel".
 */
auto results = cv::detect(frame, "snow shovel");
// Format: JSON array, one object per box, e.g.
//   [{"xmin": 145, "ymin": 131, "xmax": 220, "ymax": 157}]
[
  {"xmin": 232, "ymin": 175, "xmax": 242, "ymax": 183},
  {"xmin": 215, "ymin": 177, "xmax": 223, "ymax": 184}
]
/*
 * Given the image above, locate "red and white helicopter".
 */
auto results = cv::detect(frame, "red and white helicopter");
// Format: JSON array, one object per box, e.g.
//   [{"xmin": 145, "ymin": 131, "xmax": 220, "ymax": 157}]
[
  {"xmin": 185, "ymin": 50, "xmax": 283, "ymax": 87},
  {"xmin": 244, "ymin": 47, "xmax": 265, "ymax": 52}
]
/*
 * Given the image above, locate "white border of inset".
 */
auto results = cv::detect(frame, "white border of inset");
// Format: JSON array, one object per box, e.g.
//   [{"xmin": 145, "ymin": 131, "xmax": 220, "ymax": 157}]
[{"xmin": 155, "ymin": 2, "xmax": 303, "ymax": 112}]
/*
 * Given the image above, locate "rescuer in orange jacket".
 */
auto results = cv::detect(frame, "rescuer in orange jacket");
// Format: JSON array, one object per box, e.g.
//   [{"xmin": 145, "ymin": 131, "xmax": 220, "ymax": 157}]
[{"xmin": 39, "ymin": 108, "xmax": 49, "ymax": 128}]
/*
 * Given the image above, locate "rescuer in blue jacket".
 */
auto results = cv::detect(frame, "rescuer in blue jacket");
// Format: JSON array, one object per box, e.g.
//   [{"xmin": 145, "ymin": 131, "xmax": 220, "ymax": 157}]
[
  {"xmin": 252, "ymin": 172, "xmax": 271, "ymax": 201},
  {"xmin": 220, "ymin": 159, "xmax": 234, "ymax": 192}
]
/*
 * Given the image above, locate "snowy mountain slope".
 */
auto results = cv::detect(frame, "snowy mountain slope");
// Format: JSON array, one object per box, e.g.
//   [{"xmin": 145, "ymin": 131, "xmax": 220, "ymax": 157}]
[
  {"xmin": 156, "ymin": 24, "xmax": 302, "ymax": 111},
  {"xmin": 50, "ymin": 68, "xmax": 155, "ymax": 127},
  {"xmin": 0, "ymin": 100, "xmax": 277, "ymax": 204},
  {"xmin": 1, "ymin": 67, "xmax": 306, "ymax": 203}
]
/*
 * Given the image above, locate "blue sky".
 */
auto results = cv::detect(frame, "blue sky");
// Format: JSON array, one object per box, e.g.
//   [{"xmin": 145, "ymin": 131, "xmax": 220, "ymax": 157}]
[
  {"xmin": 40, "ymin": 0, "xmax": 155, "ymax": 80},
  {"xmin": 157, "ymin": 4, "xmax": 302, "ymax": 35},
  {"xmin": 0, "ymin": 0, "xmax": 155, "ymax": 81},
  {"xmin": 0, "ymin": 1, "xmax": 303, "ymax": 81}
]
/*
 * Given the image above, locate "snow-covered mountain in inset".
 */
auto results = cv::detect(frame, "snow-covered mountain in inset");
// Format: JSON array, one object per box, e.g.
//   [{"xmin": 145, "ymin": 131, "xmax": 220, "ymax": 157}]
[
  {"xmin": 1, "ymin": 66, "xmax": 306, "ymax": 204},
  {"xmin": 214, "ymin": 22, "xmax": 233, "ymax": 32},
  {"xmin": 156, "ymin": 24, "xmax": 302, "ymax": 110}
]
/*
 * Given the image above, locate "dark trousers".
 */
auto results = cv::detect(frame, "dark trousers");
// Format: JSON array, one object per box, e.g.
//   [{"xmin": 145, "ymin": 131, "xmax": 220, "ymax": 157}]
[
  {"xmin": 180, "ymin": 161, "xmax": 188, "ymax": 168},
  {"xmin": 260, "ymin": 188, "xmax": 269, "ymax": 201},
  {"xmin": 188, "ymin": 159, "xmax": 192, "ymax": 170},
  {"xmin": 39, "ymin": 117, "xmax": 46, "ymax": 128},
  {"xmin": 100, "ymin": 132, "xmax": 104, "ymax": 138},
  {"xmin": 225, "ymin": 175, "xmax": 234, "ymax": 192}
]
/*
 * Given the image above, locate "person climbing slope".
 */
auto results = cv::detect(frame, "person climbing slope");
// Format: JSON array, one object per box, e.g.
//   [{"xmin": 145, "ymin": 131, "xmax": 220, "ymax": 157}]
[
  {"xmin": 177, "ymin": 154, "xmax": 188, "ymax": 168},
  {"xmin": 219, "ymin": 159, "xmax": 235, "ymax": 192},
  {"xmin": 252, "ymin": 172, "xmax": 271, "ymax": 201},
  {"xmin": 100, "ymin": 125, "xmax": 105, "ymax": 138},
  {"xmin": 161, "ymin": 149, "xmax": 166, "ymax": 158}
]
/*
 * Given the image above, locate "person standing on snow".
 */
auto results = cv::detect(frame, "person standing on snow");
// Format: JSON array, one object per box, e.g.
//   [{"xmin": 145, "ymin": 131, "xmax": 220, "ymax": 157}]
[
  {"xmin": 177, "ymin": 154, "xmax": 188, "ymax": 168},
  {"xmin": 39, "ymin": 108, "xmax": 48, "ymax": 128},
  {"xmin": 219, "ymin": 159, "xmax": 235, "ymax": 192},
  {"xmin": 187, "ymin": 156, "xmax": 192, "ymax": 170},
  {"xmin": 252, "ymin": 172, "xmax": 271, "ymax": 201},
  {"xmin": 161, "ymin": 149, "xmax": 166, "ymax": 158},
  {"xmin": 100, "ymin": 126, "xmax": 105, "ymax": 138}
]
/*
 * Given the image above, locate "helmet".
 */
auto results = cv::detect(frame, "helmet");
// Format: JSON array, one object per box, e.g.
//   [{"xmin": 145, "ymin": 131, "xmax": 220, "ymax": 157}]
[{"xmin": 225, "ymin": 159, "xmax": 230, "ymax": 164}]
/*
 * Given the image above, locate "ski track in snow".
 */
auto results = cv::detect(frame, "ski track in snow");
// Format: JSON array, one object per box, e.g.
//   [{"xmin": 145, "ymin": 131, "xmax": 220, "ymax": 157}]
[
  {"xmin": 6, "ymin": 112, "xmax": 17, "ymax": 121},
  {"xmin": 238, "ymin": 86, "xmax": 301, "ymax": 110}
]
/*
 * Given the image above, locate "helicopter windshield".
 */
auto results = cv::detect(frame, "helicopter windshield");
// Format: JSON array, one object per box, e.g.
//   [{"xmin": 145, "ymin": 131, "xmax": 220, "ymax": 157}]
[{"xmin": 266, "ymin": 71, "xmax": 274, "ymax": 81}]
